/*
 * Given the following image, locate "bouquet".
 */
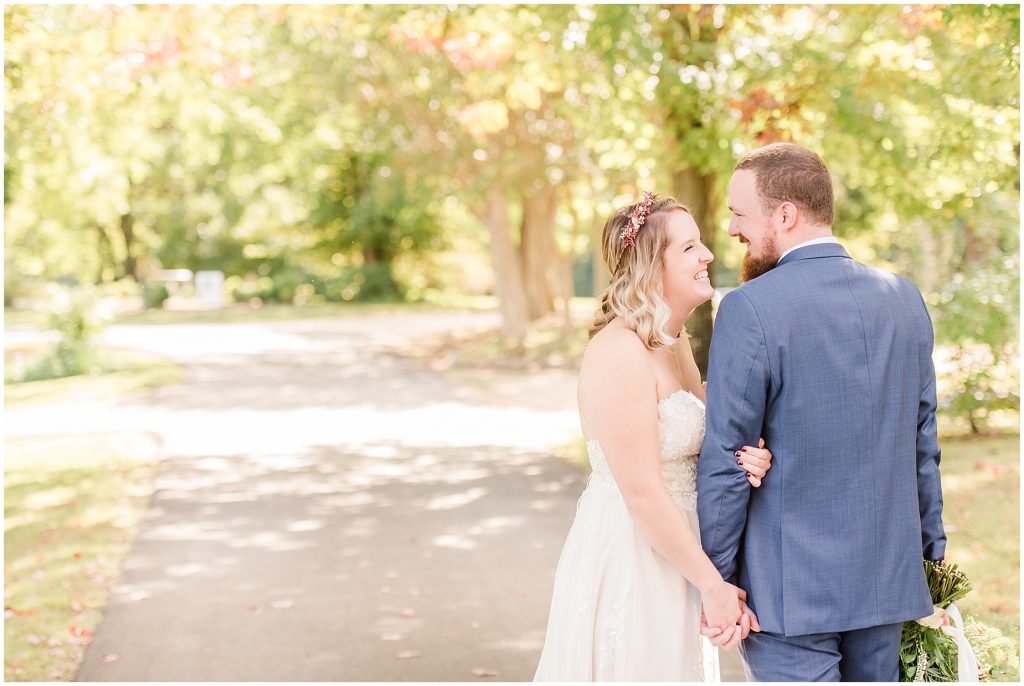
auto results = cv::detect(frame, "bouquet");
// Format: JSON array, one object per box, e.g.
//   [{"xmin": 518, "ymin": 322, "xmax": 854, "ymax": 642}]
[
  {"xmin": 898, "ymin": 560, "xmax": 1024, "ymax": 682},
  {"xmin": 900, "ymin": 560, "xmax": 976, "ymax": 681}
]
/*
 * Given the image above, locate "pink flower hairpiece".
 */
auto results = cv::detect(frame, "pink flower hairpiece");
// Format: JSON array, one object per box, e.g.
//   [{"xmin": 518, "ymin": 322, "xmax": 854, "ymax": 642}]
[{"xmin": 620, "ymin": 191, "xmax": 657, "ymax": 248}]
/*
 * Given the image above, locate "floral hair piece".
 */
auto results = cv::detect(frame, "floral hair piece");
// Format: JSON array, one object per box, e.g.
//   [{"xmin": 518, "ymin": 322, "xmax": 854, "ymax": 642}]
[{"xmin": 620, "ymin": 191, "xmax": 658, "ymax": 248}]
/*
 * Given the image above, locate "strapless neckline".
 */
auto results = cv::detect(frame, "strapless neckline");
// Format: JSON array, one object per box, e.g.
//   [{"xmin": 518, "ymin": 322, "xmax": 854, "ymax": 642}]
[{"xmin": 584, "ymin": 389, "xmax": 704, "ymax": 446}]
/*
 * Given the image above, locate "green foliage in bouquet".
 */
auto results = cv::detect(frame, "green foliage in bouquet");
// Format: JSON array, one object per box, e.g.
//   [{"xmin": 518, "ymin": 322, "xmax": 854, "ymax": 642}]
[
  {"xmin": 900, "ymin": 561, "xmax": 1018, "ymax": 682},
  {"xmin": 900, "ymin": 561, "xmax": 972, "ymax": 681}
]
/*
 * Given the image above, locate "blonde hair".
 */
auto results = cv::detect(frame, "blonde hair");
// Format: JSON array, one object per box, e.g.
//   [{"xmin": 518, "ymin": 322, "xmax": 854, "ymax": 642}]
[{"xmin": 589, "ymin": 196, "xmax": 691, "ymax": 349}]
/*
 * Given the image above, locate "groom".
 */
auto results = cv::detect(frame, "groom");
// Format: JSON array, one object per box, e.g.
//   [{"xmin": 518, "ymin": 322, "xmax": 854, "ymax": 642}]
[{"xmin": 697, "ymin": 143, "xmax": 946, "ymax": 681}]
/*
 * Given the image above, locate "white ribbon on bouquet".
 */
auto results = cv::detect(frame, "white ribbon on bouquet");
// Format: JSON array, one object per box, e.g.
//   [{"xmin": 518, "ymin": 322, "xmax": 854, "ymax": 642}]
[{"xmin": 916, "ymin": 602, "xmax": 980, "ymax": 682}]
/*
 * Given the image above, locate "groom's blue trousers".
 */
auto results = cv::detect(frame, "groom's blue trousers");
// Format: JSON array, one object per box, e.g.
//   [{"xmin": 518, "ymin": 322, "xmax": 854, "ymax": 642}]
[{"xmin": 740, "ymin": 622, "xmax": 903, "ymax": 682}]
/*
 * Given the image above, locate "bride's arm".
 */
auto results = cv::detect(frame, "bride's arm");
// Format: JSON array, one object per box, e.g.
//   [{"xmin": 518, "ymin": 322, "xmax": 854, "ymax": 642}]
[
  {"xmin": 585, "ymin": 331, "xmax": 741, "ymax": 630},
  {"xmin": 673, "ymin": 334, "xmax": 705, "ymax": 402}
]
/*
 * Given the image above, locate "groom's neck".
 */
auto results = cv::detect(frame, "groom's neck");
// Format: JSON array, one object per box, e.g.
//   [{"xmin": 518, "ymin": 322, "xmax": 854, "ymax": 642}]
[{"xmin": 777, "ymin": 225, "xmax": 834, "ymax": 255}]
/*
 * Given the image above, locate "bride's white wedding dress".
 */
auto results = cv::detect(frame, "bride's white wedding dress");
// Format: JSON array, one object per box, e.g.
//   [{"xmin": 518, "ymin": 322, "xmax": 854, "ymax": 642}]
[{"xmin": 534, "ymin": 389, "xmax": 720, "ymax": 682}]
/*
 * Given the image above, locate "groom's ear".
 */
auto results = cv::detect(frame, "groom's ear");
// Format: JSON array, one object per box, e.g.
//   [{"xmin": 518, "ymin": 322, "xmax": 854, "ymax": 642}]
[{"xmin": 776, "ymin": 201, "xmax": 799, "ymax": 232}]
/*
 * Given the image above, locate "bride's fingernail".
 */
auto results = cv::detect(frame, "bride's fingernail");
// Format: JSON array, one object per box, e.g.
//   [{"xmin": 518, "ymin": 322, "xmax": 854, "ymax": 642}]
[{"xmin": 734, "ymin": 451, "xmax": 742, "ymax": 457}]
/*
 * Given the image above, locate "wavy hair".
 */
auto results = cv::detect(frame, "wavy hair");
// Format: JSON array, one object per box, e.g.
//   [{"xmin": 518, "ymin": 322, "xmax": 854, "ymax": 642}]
[{"xmin": 589, "ymin": 196, "xmax": 690, "ymax": 349}]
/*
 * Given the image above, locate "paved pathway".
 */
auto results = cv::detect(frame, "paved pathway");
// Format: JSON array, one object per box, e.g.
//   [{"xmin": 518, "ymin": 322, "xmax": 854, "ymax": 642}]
[{"xmin": 7, "ymin": 310, "xmax": 745, "ymax": 680}]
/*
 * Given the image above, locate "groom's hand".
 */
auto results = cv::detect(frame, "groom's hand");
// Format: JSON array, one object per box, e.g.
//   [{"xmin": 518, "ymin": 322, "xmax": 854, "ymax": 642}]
[
  {"xmin": 739, "ymin": 598, "xmax": 761, "ymax": 634},
  {"xmin": 728, "ymin": 583, "xmax": 761, "ymax": 637}
]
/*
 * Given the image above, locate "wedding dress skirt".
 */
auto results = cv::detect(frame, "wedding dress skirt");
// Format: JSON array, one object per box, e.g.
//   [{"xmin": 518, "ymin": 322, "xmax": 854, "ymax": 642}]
[{"xmin": 535, "ymin": 390, "xmax": 720, "ymax": 681}]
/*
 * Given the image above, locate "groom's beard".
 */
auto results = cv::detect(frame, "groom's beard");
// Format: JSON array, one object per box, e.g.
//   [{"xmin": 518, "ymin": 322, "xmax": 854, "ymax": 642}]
[{"xmin": 740, "ymin": 230, "xmax": 780, "ymax": 283}]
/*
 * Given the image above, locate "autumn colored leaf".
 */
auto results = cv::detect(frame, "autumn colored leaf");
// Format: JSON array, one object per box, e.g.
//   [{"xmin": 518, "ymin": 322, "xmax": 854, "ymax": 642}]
[{"xmin": 473, "ymin": 668, "xmax": 500, "ymax": 677}]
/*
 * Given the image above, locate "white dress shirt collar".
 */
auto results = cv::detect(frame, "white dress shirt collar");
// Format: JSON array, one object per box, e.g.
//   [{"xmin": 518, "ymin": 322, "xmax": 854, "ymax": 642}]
[{"xmin": 779, "ymin": 236, "xmax": 841, "ymax": 262}]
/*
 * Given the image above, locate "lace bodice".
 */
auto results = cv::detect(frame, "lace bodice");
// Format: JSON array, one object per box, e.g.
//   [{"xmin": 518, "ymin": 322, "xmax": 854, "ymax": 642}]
[{"xmin": 585, "ymin": 390, "xmax": 705, "ymax": 510}]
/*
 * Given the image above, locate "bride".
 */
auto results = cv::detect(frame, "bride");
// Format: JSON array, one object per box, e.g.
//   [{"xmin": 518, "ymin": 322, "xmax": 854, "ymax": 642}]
[{"xmin": 534, "ymin": 192, "xmax": 773, "ymax": 681}]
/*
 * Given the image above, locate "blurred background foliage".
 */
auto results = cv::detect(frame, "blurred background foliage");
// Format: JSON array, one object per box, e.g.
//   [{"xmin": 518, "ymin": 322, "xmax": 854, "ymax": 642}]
[{"xmin": 4, "ymin": 4, "xmax": 1020, "ymax": 432}]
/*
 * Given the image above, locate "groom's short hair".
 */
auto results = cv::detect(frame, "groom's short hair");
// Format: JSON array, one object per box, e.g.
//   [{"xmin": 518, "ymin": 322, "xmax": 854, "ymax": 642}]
[{"xmin": 736, "ymin": 143, "xmax": 835, "ymax": 227}]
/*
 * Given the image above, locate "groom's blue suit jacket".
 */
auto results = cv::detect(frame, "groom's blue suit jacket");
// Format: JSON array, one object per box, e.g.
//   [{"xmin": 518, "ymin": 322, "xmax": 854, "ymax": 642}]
[{"xmin": 697, "ymin": 242, "xmax": 945, "ymax": 637}]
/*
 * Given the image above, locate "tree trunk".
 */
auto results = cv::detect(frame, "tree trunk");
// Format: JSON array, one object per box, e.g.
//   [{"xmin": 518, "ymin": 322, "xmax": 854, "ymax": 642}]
[
  {"xmin": 673, "ymin": 166, "xmax": 717, "ymax": 377},
  {"xmin": 520, "ymin": 183, "xmax": 559, "ymax": 321},
  {"xmin": 658, "ymin": 7, "xmax": 723, "ymax": 378},
  {"xmin": 95, "ymin": 223, "xmax": 116, "ymax": 283},
  {"xmin": 479, "ymin": 183, "xmax": 529, "ymax": 345},
  {"xmin": 592, "ymin": 207, "xmax": 608, "ymax": 297},
  {"xmin": 561, "ymin": 187, "xmax": 582, "ymax": 333},
  {"xmin": 119, "ymin": 211, "xmax": 139, "ymax": 281}
]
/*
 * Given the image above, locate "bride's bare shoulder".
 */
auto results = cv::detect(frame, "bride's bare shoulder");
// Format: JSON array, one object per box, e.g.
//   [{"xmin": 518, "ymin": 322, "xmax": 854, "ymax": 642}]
[{"xmin": 582, "ymin": 320, "xmax": 652, "ymax": 374}]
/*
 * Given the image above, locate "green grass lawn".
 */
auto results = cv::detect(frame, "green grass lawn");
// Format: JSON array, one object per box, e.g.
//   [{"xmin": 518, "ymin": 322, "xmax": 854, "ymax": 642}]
[
  {"xmin": 5, "ymin": 294, "xmax": 498, "ymax": 329},
  {"xmin": 940, "ymin": 435, "xmax": 1020, "ymax": 645},
  {"xmin": 3, "ymin": 308, "xmax": 47, "ymax": 328},
  {"xmin": 110, "ymin": 301, "xmax": 447, "ymax": 325},
  {"xmin": 4, "ymin": 348, "xmax": 182, "ymax": 408},
  {"xmin": 3, "ymin": 434, "xmax": 160, "ymax": 681},
  {"xmin": 4, "ymin": 341, "xmax": 181, "ymax": 681}
]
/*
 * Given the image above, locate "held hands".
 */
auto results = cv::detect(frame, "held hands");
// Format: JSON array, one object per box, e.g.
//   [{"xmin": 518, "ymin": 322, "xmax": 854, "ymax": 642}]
[
  {"xmin": 700, "ymin": 585, "xmax": 761, "ymax": 650},
  {"xmin": 737, "ymin": 438, "xmax": 773, "ymax": 488},
  {"xmin": 698, "ymin": 580, "xmax": 743, "ymax": 643}
]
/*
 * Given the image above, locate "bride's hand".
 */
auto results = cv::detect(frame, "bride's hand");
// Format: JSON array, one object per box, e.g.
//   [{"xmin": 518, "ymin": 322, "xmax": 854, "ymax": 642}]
[
  {"xmin": 737, "ymin": 438, "xmax": 772, "ymax": 487},
  {"xmin": 700, "ymin": 610, "xmax": 749, "ymax": 650},
  {"xmin": 699, "ymin": 580, "xmax": 742, "ymax": 633}
]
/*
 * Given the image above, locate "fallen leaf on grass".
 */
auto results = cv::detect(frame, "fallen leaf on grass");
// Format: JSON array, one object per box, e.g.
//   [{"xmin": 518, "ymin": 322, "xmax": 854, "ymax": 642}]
[
  {"xmin": 101, "ymin": 654, "xmax": 120, "ymax": 663},
  {"xmin": 397, "ymin": 650, "xmax": 422, "ymax": 660},
  {"xmin": 69, "ymin": 626, "xmax": 92, "ymax": 639},
  {"xmin": 26, "ymin": 634, "xmax": 42, "ymax": 645},
  {"xmin": 473, "ymin": 668, "xmax": 500, "ymax": 678},
  {"xmin": 6, "ymin": 606, "xmax": 34, "ymax": 617}
]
